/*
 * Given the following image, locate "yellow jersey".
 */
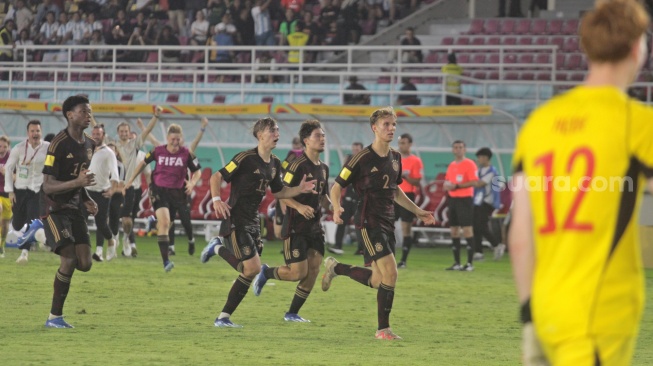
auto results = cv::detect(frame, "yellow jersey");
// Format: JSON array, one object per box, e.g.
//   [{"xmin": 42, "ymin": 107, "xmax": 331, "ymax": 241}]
[
  {"xmin": 441, "ymin": 63, "xmax": 463, "ymax": 94},
  {"xmin": 512, "ymin": 86, "xmax": 653, "ymax": 344}
]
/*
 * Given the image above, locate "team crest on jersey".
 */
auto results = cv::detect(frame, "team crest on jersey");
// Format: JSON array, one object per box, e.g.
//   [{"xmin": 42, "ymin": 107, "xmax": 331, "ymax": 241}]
[
  {"xmin": 375, "ymin": 242, "xmax": 383, "ymax": 252},
  {"xmin": 271, "ymin": 167, "xmax": 277, "ymax": 177},
  {"xmin": 292, "ymin": 249, "xmax": 300, "ymax": 258},
  {"xmin": 87, "ymin": 148, "xmax": 93, "ymax": 161},
  {"xmin": 392, "ymin": 160, "xmax": 399, "ymax": 172},
  {"xmin": 243, "ymin": 246, "xmax": 252, "ymax": 256},
  {"xmin": 61, "ymin": 229, "xmax": 71, "ymax": 239}
]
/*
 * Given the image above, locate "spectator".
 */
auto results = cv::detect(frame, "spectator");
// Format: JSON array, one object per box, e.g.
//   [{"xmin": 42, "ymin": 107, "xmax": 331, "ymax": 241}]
[
  {"xmin": 87, "ymin": 29, "xmax": 106, "ymax": 61},
  {"xmin": 254, "ymin": 52, "xmax": 277, "ymax": 83},
  {"xmin": 234, "ymin": 7, "xmax": 255, "ymax": 45},
  {"xmin": 129, "ymin": 0, "xmax": 156, "ymax": 13},
  {"xmin": 81, "ymin": 12, "xmax": 102, "ymax": 44},
  {"xmin": 400, "ymin": 27, "xmax": 422, "ymax": 63},
  {"xmin": 167, "ymin": 0, "xmax": 186, "ymax": 36},
  {"xmin": 105, "ymin": 24, "xmax": 129, "ymax": 61},
  {"xmin": 13, "ymin": 0, "xmax": 34, "ymax": 34},
  {"xmin": 40, "ymin": 11, "xmax": 60, "ymax": 45},
  {"xmin": 343, "ymin": 76, "xmax": 370, "ymax": 105},
  {"xmin": 341, "ymin": 0, "xmax": 362, "ymax": 44},
  {"xmin": 190, "ymin": 10, "xmax": 210, "ymax": 46},
  {"xmin": 133, "ymin": 11, "xmax": 148, "ymax": 33},
  {"xmin": 124, "ymin": 27, "xmax": 147, "ymax": 62},
  {"xmin": 302, "ymin": 11, "xmax": 321, "ymax": 46},
  {"xmin": 185, "ymin": 0, "xmax": 207, "ymax": 27},
  {"xmin": 360, "ymin": 6, "xmax": 378, "ymax": 36},
  {"xmin": 278, "ymin": 8, "xmax": 298, "ymax": 45},
  {"xmin": 35, "ymin": 0, "xmax": 61, "ymax": 26},
  {"xmin": 498, "ymin": 0, "xmax": 523, "ymax": 17},
  {"xmin": 323, "ymin": 20, "xmax": 346, "ymax": 46},
  {"xmin": 216, "ymin": 12, "xmax": 237, "ymax": 38},
  {"xmin": 102, "ymin": 0, "xmax": 123, "ymax": 20},
  {"xmin": 396, "ymin": 77, "xmax": 420, "ymax": 105},
  {"xmin": 157, "ymin": 25, "xmax": 181, "ymax": 63},
  {"xmin": 14, "ymin": 29, "xmax": 34, "ymax": 62},
  {"xmin": 442, "ymin": 52, "xmax": 463, "ymax": 105},
  {"xmin": 69, "ymin": 12, "xmax": 86, "ymax": 45},
  {"xmin": 113, "ymin": 9, "xmax": 133, "ymax": 37},
  {"xmin": 252, "ymin": 0, "xmax": 275, "ymax": 46},
  {"xmin": 143, "ymin": 13, "xmax": 160, "ymax": 45},
  {"xmin": 56, "ymin": 12, "xmax": 74, "ymax": 45},
  {"xmin": 287, "ymin": 21, "xmax": 309, "ymax": 64},
  {"xmin": 320, "ymin": 0, "xmax": 339, "ymax": 27},
  {"xmin": 207, "ymin": 0, "xmax": 229, "ymax": 27},
  {"xmin": 213, "ymin": 23, "xmax": 235, "ymax": 63}
]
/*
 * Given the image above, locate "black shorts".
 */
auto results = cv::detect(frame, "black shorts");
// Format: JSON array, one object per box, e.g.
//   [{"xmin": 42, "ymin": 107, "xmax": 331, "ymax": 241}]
[
  {"xmin": 44, "ymin": 209, "xmax": 91, "ymax": 254},
  {"xmin": 395, "ymin": 192, "xmax": 416, "ymax": 223},
  {"xmin": 283, "ymin": 232, "xmax": 325, "ymax": 264},
  {"xmin": 360, "ymin": 226, "xmax": 396, "ymax": 266},
  {"xmin": 448, "ymin": 197, "xmax": 474, "ymax": 227},
  {"xmin": 131, "ymin": 187, "xmax": 142, "ymax": 219},
  {"xmin": 149, "ymin": 184, "xmax": 186, "ymax": 212},
  {"xmin": 222, "ymin": 227, "xmax": 262, "ymax": 261},
  {"xmin": 120, "ymin": 186, "xmax": 135, "ymax": 217},
  {"xmin": 274, "ymin": 200, "xmax": 283, "ymax": 226}
]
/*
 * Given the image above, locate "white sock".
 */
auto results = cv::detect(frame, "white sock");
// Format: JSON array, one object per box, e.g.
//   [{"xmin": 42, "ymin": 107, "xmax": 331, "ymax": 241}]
[
  {"xmin": 130, "ymin": 243, "xmax": 136, "ymax": 248},
  {"xmin": 170, "ymin": 245, "xmax": 175, "ymax": 251},
  {"xmin": 48, "ymin": 313, "xmax": 62, "ymax": 320},
  {"xmin": 213, "ymin": 245, "xmax": 221, "ymax": 255},
  {"xmin": 218, "ymin": 312, "xmax": 230, "ymax": 320},
  {"xmin": 96, "ymin": 246, "xmax": 103, "ymax": 254},
  {"xmin": 21, "ymin": 249, "xmax": 28, "ymax": 256}
]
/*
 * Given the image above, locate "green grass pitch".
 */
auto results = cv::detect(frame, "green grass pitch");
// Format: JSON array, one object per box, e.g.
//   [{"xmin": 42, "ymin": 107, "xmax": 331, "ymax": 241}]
[{"xmin": 1, "ymin": 237, "xmax": 652, "ymax": 365}]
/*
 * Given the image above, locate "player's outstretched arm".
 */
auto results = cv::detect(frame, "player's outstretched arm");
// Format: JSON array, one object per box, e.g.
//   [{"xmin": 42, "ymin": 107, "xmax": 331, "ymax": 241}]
[
  {"xmin": 210, "ymin": 170, "xmax": 231, "ymax": 218},
  {"xmin": 394, "ymin": 187, "xmax": 434, "ymax": 225},
  {"xmin": 274, "ymin": 174, "xmax": 317, "ymax": 199},
  {"xmin": 136, "ymin": 117, "xmax": 161, "ymax": 146},
  {"xmin": 188, "ymin": 117, "xmax": 209, "ymax": 153},
  {"xmin": 329, "ymin": 182, "xmax": 344, "ymax": 224}
]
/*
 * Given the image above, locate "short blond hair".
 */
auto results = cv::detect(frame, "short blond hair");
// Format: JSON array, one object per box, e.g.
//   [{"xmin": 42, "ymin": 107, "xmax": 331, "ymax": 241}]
[
  {"xmin": 167, "ymin": 123, "xmax": 182, "ymax": 135},
  {"xmin": 0, "ymin": 135, "xmax": 9, "ymax": 145},
  {"xmin": 580, "ymin": 0, "xmax": 649, "ymax": 63},
  {"xmin": 369, "ymin": 106, "xmax": 397, "ymax": 127}
]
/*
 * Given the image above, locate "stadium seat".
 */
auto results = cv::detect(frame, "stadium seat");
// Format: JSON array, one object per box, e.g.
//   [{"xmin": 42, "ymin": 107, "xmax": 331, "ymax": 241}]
[
  {"xmin": 534, "ymin": 53, "xmax": 551, "ymax": 69},
  {"xmin": 425, "ymin": 51, "xmax": 439, "ymax": 63},
  {"xmin": 533, "ymin": 37, "xmax": 548, "ymax": 47},
  {"xmin": 531, "ymin": 19, "xmax": 547, "ymax": 35},
  {"xmin": 467, "ymin": 19, "xmax": 485, "ymax": 34},
  {"xmin": 166, "ymin": 94, "xmax": 180, "ymax": 103},
  {"xmin": 213, "ymin": 95, "xmax": 226, "ymax": 104},
  {"xmin": 518, "ymin": 37, "xmax": 532, "ymax": 47},
  {"xmin": 548, "ymin": 19, "xmax": 563, "ymax": 34},
  {"xmin": 457, "ymin": 53, "xmax": 470, "ymax": 64},
  {"xmin": 484, "ymin": 19, "xmax": 500, "ymax": 34},
  {"xmin": 471, "ymin": 37, "xmax": 485, "ymax": 47},
  {"xmin": 121, "ymin": 94, "xmax": 133, "ymax": 101},
  {"xmin": 561, "ymin": 19, "xmax": 580, "ymax": 35},
  {"xmin": 28, "ymin": 92, "xmax": 40, "ymax": 99},
  {"xmin": 555, "ymin": 53, "xmax": 566, "ymax": 69},
  {"xmin": 520, "ymin": 72, "xmax": 534, "ymax": 81},
  {"xmin": 488, "ymin": 71, "xmax": 499, "ymax": 80},
  {"xmin": 487, "ymin": 37, "xmax": 500, "ymax": 46},
  {"xmin": 551, "ymin": 36, "xmax": 564, "ymax": 50},
  {"xmin": 502, "ymin": 37, "xmax": 516, "ymax": 46},
  {"xmin": 569, "ymin": 73, "xmax": 585, "ymax": 81},
  {"xmin": 514, "ymin": 19, "xmax": 531, "ymax": 35},
  {"xmin": 504, "ymin": 72, "xmax": 519, "ymax": 80},
  {"xmin": 499, "ymin": 19, "xmax": 515, "ymax": 34},
  {"xmin": 455, "ymin": 37, "xmax": 470, "ymax": 46},
  {"xmin": 564, "ymin": 37, "xmax": 580, "ymax": 53},
  {"xmin": 310, "ymin": 97, "xmax": 323, "ymax": 104},
  {"xmin": 517, "ymin": 54, "xmax": 534, "ymax": 64},
  {"xmin": 555, "ymin": 73, "xmax": 568, "ymax": 81},
  {"xmin": 487, "ymin": 53, "xmax": 500, "ymax": 64},
  {"xmin": 262, "ymin": 96, "xmax": 274, "ymax": 103},
  {"xmin": 72, "ymin": 52, "xmax": 86, "ymax": 63},
  {"xmin": 146, "ymin": 52, "xmax": 158, "ymax": 63},
  {"xmin": 441, "ymin": 37, "xmax": 454, "ymax": 46},
  {"xmin": 565, "ymin": 54, "xmax": 582, "ymax": 70},
  {"xmin": 472, "ymin": 71, "xmax": 487, "ymax": 80},
  {"xmin": 536, "ymin": 72, "xmax": 552, "ymax": 81},
  {"xmin": 470, "ymin": 54, "xmax": 486, "ymax": 64},
  {"xmin": 503, "ymin": 53, "xmax": 517, "ymax": 64}
]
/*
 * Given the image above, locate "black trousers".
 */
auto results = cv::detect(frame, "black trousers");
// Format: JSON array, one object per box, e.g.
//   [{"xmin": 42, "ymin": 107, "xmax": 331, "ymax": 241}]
[
  {"xmin": 88, "ymin": 190, "xmax": 112, "ymax": 247},
  {"xmin": 473, "ymin": 202, "xmax": 500, "ymax": 253},
  {"xmin": 12, "ymin": 188, "xmax": 40, "ymax": 231}
]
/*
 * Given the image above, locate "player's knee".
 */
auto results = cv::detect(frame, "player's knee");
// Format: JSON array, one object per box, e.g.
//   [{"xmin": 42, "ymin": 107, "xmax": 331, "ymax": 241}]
[
  {"xmin": 289, "ymin": 266, "xmax": 308, "ymax": 281},
  {"xmin": 77, "ymin": 260, "xmax": 92, "ymax": 272},
  {"xmin": 242, "ymin": 266, "xmax": 261, "ymax": 278}
]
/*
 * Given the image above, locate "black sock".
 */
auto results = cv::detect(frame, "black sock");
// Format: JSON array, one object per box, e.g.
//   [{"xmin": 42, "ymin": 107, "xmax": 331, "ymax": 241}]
[
  {"xmin": 288, "ymin": 286, "xmax": 310, "ymax": 314},
  {"xmin": 377, "ymin": 283, "xmax": 395, "ymax": 330},
  {"xmin": 157, "ymin": 235, "xmax": 169, "ymax": 264},
  {"xmin": 221, "ymin": 275, "xmax": 251, "ymax": 315},
  {"xmin": 264, "ymin": 266, "xmax": 279, "ymax": 280},
  {"xmin": 400, "ymin": 236, "xmax": 412, "ymax": 263},
  {"xmin": 334, "ymin": 263, "xmax": 373, "ymax": 287},
  {"xmin": 465, "ymin": 237, "xmax": 474, "ymax": 264},
  {"xmin": 452, "ymin": 238, "xmax": 461, "ymax": 264},
  {"xmin": 51, "ymin": 270, "xmax": 72, "ymax": 316},
  {"xmin": 218, "ymin": 245, "xmax": 244, "ymax": 272}
]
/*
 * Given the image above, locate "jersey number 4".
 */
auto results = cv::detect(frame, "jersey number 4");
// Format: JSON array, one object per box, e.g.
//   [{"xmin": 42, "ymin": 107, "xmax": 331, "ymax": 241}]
[{"xmin": 534, "ymin": 147, "xmax": 594, "ymax": 234}]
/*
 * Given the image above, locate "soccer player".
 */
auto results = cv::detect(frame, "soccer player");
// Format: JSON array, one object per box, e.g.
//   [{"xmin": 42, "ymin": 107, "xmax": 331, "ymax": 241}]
[
  {"xmin": 4, "ymin": 120, "xmax": 49, "ymax": 263},
  {"xmin": 330, "ymin": 142, "xmax": 364, "ymax": 255},
  {"xmin": 395, "ymin": 133, "xmax": 423, "ymax": 268},
  {"xmin": 252, "ymin": 120, "xmax": 330, "ymax": 322},
  {"xmin": 273, "ymin": 136, "xmax": 304, "ymax": 241},
  {"xmin": 200, "ymin": 117, "xmax": 316, "ymax": 328},
  {"xmin": 42, "ymin": 95, "xmax": 98, "ymax": 328},
  {"xmin": 0, "ymin": 135, "xmax": 11, "ymax": 258},
  {"xmin": 509, "ymin": 1, "xmax": 653, "ymax": 364},
  {"xmin": 322, "ymin": 107, "xmax": 435, "ymax": 340},
  {"xmin": 443, "ymin": 140, "xmax": 479, "ymax": 271},
  {"xmin": 86, "ymin": 124, "xmax": 120, "ymax": 262},
  {"xmin": 114, "ymin": 107, "xmax": 160, "ymax": 257},
  {"xmin": 125, "ymin": 124, "xmax": 202, "ymax": 272}
]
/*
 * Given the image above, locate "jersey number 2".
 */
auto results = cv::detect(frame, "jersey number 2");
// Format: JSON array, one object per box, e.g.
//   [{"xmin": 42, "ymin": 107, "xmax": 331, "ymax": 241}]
[{"xmin": 534, "ymin": 147, "xmax": 594, "ymax": 234}]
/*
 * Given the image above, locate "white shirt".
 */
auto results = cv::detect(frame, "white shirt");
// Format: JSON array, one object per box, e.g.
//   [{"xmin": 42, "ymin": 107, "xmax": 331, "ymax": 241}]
[
  {"xmin": 4, "ymin": 140, "xmax": 50, "ymax": 193},
  {"xmin": 251, "ymin": 6, "xmax": 271, "ymax": 36},
  {"xmin": 40, "ymin": 21, "xmax": 60, "ymax": 40},
  {"xmin": 116, "ymin": 135, "xmax": 144, "ymax": 184},
  {"xmin": 191, "ymin": 19, "xmax": 209, "ymax": 41},
  {"xmin": 132, "ymin": 150, "xmax": 150, "ymax": 189},
  {"xmin": 88, "ymin": 145, "xmax": 119, "ymax": 192}
]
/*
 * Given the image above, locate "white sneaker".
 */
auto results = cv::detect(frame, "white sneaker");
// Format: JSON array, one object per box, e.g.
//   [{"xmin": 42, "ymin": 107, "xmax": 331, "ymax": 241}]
[
  {"xmin": 473, "ymin": 252, "xmax": 485, "ymax": 261},
  {"xmin": 16, "ymin": 252, "xmax": 28, "ymax": 264},
  {"xmin": 122, "ymin": 240, "xmax": 132, "ymax": 257},
  {"xmin": 106, "ymin": 239, "xmax": 117, "ymax": 261},
  {"xmin": 321, "ymin": 257, "xmax": 339, "ymax": 291},
  {"xmin": 494, "ymin": 243, "xmax": 506, "ymax": 260}
]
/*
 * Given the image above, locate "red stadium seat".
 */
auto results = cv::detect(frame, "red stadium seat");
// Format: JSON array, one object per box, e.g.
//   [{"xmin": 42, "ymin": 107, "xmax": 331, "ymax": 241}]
[
  {"xmin": 455, "ymin": 36, "xmax": 470, "ymax": 46},
  {"xmin": 470, "ymin": 54, "xmax": 486, "ymax": 64},
  {"xmin": 166, "ymin": 94, "xmax": 179, "ymax": 103},
  {"xmin": 550, "ymin": 36, "xmax": 564, "ymax": 50},
  {"xmin": 520, "ymin": 72, "xmax": 534, "ymax": 81},
  {"xmin": 514, "ymin": 19, "xmax": 531, "ymax": 35},
  {"xmin": 499, "ymin": 19, "xmax": 515, "ymax": 35},
  {"xmin": 561, "ymin": 19, "xmax": 579, "ymax": 35},
  {"xmin": 484, "ymin": 19, "xmax": 500, "ymax": 34},
  {"xmin": 565, "ymin": 54, "xmax": 582, "ymax": 70},
  {"xmin": 536, "ymin": 72, "xmax": 552, "ymax": 81},
  {"xmin": 518, "ymin": 54, "xmax": 534, "ymax": 64},
  {"xmin": 441, "ymin": 37, "xmax": 454, "ymax": 46},
  {"xmin": 471, "ymin": 37, "xmax": 485, "ymax": 47},
  {"xmin": 531, "ymin": 19, "xmax": 547, "ymax": 35},
  {"xmin": 548, "ymin": 19, "xmax": 563, "ymax": 34},
  {"xmin": 467, "ymin": 19, "xmax": 485, "ymax": 34},
  {"xmin": 563, "ymin": 37, "xmax": 580, "ymax": 53},
  {"xmin": 213, "ymin": 95, "xmax": 226, "ymax": 104}
]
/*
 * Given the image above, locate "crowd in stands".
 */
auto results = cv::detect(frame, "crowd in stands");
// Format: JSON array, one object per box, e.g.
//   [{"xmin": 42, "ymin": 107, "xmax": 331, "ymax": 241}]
[{"xmin": 0, "ymin": 0, "xmax": 418, "ymax": 64}]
